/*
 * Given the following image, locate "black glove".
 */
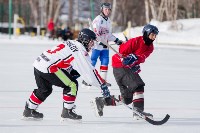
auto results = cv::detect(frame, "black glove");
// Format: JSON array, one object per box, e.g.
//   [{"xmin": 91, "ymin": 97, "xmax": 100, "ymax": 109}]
[
  {"xmin": 99, "ymin": 42, "xmax": 107, "ymax": 48},
  {"xmin": 100, "ymin": 83, "xmax": 111, "ymax": 98},
  {"xmin": 130, "ymin": 65, "xmax": 141, "ymax": 73},
  {"xmin": 70, "ymin": 69, "xmax": 80, "ymax": 80},
  {"xmin": 123, "ymin": 54, "xmax": 138, "ymax": 65},
  {"xmin": 114, "ymin": 38, "xmax": 123, "ymax": 45}
]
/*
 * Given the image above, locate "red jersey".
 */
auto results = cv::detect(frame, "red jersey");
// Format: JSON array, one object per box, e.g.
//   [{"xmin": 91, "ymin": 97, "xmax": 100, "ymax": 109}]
[
  {"xmin": 47, "ymin": 20, "xmax": 55, "ymax": 31},
  {"xmin": 112, "ymin": 36, "xmax": 154, "ymax": 68}
]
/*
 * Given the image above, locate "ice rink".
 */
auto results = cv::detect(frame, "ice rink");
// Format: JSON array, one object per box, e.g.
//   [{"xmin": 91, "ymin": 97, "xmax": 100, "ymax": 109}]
[{"xmin": 0, "ymin": 41, "xmax": 200, "ymax": 133}]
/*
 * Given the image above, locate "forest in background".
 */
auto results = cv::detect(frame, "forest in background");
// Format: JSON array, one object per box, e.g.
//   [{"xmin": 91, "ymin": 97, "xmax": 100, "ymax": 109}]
[{"xmin": 0, "ymin": 0, "xmax": 199, "ymax": 31}]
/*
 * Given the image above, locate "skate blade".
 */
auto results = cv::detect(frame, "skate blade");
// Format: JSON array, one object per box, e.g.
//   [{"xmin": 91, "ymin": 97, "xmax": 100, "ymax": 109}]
[
  {"xmin": 21, "ymin": 116, "xmax": 43, "ymax": 121},
  {"xmin": 81, "ymin": 84, "xmax": 91, "ymax": 90},
  {"xmin": 133, "ymin": 116, "xmax": 143, "ymax": 121},
  {"xmin": 60, "ymin": 118, "xmax": 82, "ymax": 123},
  {"xmin": 133, "ymin": 116, "xmax": 153, "ymax": 121},
  {"xmin": 90, "ymin": 100, "xmax": 101, "ymax": 117}
]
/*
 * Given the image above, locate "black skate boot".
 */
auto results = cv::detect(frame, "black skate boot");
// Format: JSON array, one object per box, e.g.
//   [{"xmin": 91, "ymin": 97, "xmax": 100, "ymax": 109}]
[
  {"xmin": 82, "ymin": 80, "xmax": 92, "ymax": 89},
  {"xmin": 61, "ymin": 107, "xmax": 82, "ymax": 122},
  {"xmin": 133, "ymin": 107, "xmax": 153, "ymax": 120},
  {"xmin": 22, "ymin": 103, "xmax": 43, "ymax": 120},
  {"xmin": 91, "ymin": 97, "xmax": 105, "ymax": 117}
]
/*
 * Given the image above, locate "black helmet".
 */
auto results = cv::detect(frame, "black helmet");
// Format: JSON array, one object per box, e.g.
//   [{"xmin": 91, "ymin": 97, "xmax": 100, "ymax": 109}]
[
  {"xmin": 77, "ymin": 28, "xmax": 96, "ymax": 51},
  {"xmin": 101, "ymin": 2, "xmax": 112, "ymax": 11},
  {"xmin": 142, "ymin": 24, "xmax": 159, "ymax": 45},
  {"xmin": 142, "ymin": 24, "xmax": 159, "ymax": 36}
]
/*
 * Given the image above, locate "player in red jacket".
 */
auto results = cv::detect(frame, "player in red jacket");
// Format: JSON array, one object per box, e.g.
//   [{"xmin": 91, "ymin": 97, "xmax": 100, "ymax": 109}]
[
  {"xmin": 91, "ymin": 24, "xmax": 159, "ymax": 120},
  {"xmin": 47, "ymin": 19, "xmax": 55, "ymax": 38}
]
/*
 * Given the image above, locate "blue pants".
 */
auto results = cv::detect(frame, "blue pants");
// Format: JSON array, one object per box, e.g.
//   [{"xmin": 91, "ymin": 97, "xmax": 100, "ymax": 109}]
[{"xmin": 91, "ymin": 49, "xmax": 109, "ymax": 67}]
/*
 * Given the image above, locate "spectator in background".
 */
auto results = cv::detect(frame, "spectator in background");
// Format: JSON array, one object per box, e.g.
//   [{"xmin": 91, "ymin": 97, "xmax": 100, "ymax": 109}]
[
  {"xmin": 47, "ymin": 19, "xmax": 55, "ymax": 39},
  {"xmin": 55, "ymin": 25, "xmax": 63, "ymax": 40},
  {"xmin": 62, "ymin": 27, "xmax": 74, "ymax": 41}
]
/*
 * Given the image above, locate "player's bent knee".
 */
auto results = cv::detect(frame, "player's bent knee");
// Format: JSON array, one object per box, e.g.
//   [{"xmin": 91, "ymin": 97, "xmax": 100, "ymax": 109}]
[{"xmin": 123, "ymin": 98, "xmax": 132, "ymax": 105}]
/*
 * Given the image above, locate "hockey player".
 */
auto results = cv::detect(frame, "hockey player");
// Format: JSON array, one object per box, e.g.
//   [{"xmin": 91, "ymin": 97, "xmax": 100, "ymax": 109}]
[
  {"xmin": 91, "ymin": 24, "xmax": 159, "ymax": 120},
  {"xmin": 22, "ymin": 28, "xmax": 111, "ymax": 121},
  {"xmin": 82, "ymin": 2, "xmax": 123, "ymax": 88}
]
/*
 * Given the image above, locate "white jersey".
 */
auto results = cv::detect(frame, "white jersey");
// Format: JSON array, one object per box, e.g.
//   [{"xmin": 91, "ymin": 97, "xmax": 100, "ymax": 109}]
[
  {"xmin": 33, "ymin": 40, "xmax": 104, "ymax": 87},
  {"xmin": 92, "ymin": 14, "xmax": 117, "ymax": 50}
]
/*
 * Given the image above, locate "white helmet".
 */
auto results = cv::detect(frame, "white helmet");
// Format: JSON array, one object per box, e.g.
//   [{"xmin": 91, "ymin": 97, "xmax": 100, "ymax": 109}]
[{"xmin": 101, "ymin": 2, "xmax": 112, "ymax": 11}]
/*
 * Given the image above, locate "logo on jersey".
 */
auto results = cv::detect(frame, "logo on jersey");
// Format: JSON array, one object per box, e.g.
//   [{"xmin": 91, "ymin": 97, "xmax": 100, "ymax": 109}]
[
  {"xmin": 99, "ymin": 27, "xmax": 109, "ymax": 35},
  {"xmin": 66, "ymin": 41, "xmax": 78, "ymax": 52},
  {"xmin": 40, "ymin": 53, "xmax": 50, "ymax": 61}
]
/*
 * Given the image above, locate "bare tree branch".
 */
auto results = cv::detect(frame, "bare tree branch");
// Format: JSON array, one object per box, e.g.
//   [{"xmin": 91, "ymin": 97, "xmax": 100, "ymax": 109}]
[{"xmin": 29, "ymin": 0, "xmax": 38, "ymax": 26}]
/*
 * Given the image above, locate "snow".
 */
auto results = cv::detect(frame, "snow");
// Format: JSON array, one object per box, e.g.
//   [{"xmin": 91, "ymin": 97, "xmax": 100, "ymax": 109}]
[
  {"xmin": 0, "ymin": 18, "xmax": 200, "ymax": 133},
  {"xmin": 115, "ymin": 18, "xmax": 200, "ymax": 47}
]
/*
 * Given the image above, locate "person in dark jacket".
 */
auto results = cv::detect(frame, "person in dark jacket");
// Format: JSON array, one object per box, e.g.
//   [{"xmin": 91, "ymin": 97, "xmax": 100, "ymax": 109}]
[
  {"xmin": 91, "ymin": 24, "xmax": 159, "ymax": 120},
  {"xmin": 62, "ymin": 27, "xmax": 73, "ymax": 41}
]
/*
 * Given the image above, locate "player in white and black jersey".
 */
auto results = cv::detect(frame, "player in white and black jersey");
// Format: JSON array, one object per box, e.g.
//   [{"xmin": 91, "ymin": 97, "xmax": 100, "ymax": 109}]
[{"xmin": 22, "ymin": 28, "xmax": 111, "ymax": 121}]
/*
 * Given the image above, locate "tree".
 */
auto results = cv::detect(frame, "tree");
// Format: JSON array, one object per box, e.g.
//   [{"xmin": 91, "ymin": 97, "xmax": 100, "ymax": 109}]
[
  {"xmin": 29, "ymin": 0, "xmax": 38, "ymax": 26},
  {"xmin": 28, "ymin": 0, "xmax": 65, "ymax": 27},
  {"xmin": 145, "ymin": 0, "xmax": 179, "ymax": 22},
  {"xmin": 68, "ymin": 0, "xmax": 73, "ymax": 27}
]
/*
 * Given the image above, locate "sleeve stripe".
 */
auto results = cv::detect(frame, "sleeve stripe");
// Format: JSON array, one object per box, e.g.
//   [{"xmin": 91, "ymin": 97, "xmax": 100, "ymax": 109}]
[{"xmin": 63, "ymin": 54, "xmax": 72, "ymax": 60}]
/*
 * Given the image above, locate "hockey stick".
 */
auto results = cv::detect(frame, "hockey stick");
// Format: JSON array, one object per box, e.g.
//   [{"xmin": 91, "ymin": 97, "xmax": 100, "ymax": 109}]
[
  {"xmin": 113, "ymin": 97, "xmax": 170, "ymax": 125},
  {"xmin": 123, "ymin": 32, "xmax": 128, "ymax": 41},
  {"xmin": 88, "ymin": 18, "xmax": 123, "ymax": 58}
]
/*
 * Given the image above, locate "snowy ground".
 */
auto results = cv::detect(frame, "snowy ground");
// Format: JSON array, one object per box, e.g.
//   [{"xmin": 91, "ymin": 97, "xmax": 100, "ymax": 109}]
[{"xmin": 0, "ymin": 40, "xmax": 200, "ymax": 133}]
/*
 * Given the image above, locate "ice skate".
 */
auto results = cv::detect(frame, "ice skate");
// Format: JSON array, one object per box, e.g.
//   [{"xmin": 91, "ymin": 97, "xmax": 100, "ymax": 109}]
[
  {"xmin": 90, "ymin": 97, "xmax": 105, "ymax": 117},
  {"xmin": 60, "ymin": 108, "xmax": 82, "ymax": 122},
  {"xmin": 22, "ymin": 103, "xmax": 43, "ymax": 121},
  {"xmin": 132, "ymin": 107, "xmax": 153, "ymax": 120},
  {"xmin": 81, "ymin": 80, "xmax": 92, "ymax": 89}
]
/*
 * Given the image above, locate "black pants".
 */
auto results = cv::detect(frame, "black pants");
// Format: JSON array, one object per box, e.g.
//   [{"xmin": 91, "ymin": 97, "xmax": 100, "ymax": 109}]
[
  {"xmin": 33, "ymin": 68, "xmax": 78, "ymax": 102},
  {"xmin": 113, "ymin": 67, "xmax": 145, "ymax": 105}
]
